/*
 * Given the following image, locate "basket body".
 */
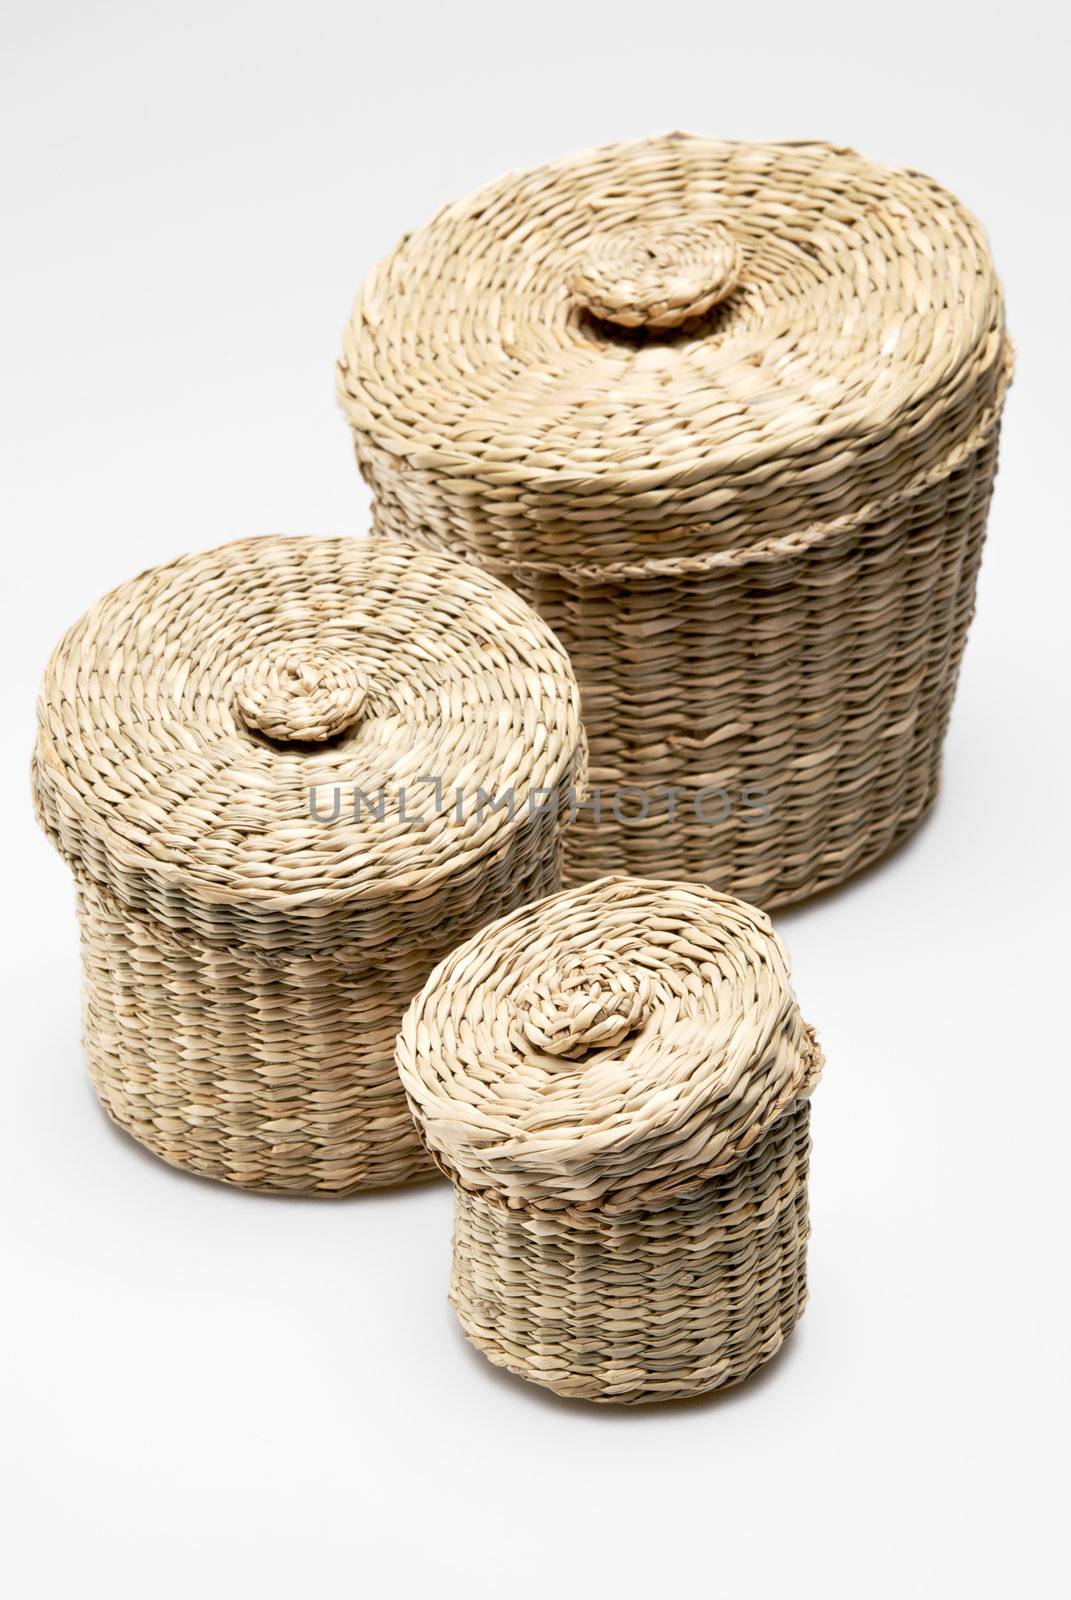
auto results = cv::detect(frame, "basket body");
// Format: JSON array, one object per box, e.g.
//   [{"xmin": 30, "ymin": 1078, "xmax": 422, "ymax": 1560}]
[
  {"xmin": 71, "ymin": 824, "xmax": 562, "ymax": 1193},
  {"xmin": 341, "ymin": 134, "xmax": 1011, "ymax": 906},
  {"xmin": 371, "ymin": 426, "xmax": 999, "ymax": 902},
  {"xmin": 34, "ymin": 536, "xmax": 584, "ymax": 1194},
  {"xmin": 451, "ymin": 1102, "xmax": 811, "ymax": 1404}
]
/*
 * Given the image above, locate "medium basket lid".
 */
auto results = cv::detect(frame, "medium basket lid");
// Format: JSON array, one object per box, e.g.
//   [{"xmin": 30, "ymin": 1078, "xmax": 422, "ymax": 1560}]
[
  {"xmin": 339, "ymin": 134, "xmax": 1009, "ymax": 569},
  {"xmin": 396, "ymin": 875, "xmax": 821, "ymax": 1210},
  {"xmin": 33, "ymin": 536, "xmax": 583, "ymax": 925}
]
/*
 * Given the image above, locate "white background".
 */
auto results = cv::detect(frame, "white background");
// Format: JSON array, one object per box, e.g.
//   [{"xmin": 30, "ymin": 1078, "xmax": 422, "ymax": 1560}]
[{"xmin": 4, "ymin": 3, "xmax": 1068, "ymax": 1596}]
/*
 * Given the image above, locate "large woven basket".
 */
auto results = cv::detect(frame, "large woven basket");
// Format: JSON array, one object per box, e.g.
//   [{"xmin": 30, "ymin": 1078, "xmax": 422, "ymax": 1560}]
[
  {"xmin": 397, "ymin": 874, "xmax": 822, "ymax": 1404},
  {"xmin": 339, "ymin": 134, "xmax": 1012, "ymax": 906},
  {"xmin": 33, "ymin": 535, "xmax": 584, "ymax": 1194}
]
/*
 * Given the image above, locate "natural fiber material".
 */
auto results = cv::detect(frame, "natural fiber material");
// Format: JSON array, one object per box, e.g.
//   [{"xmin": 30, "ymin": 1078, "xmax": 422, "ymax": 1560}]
[
  {"xmin": 397, "ymin": 875, "xmax": 822, "ymax": 1403},
  {"xmin": 339, "ymin": 133, "xmax": 1012, "ymax": 905},
  {"xmin": 33, "ymin": 535, "xmax": 584, "ymax": 1193}
]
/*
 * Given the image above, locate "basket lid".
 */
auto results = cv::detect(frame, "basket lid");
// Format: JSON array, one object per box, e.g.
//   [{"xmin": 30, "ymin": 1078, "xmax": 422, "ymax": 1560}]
[
  {"xmin": 33, "ymin": 536, "xmax": 583, "ymax": 922},
  {"xmin": 339, "ymin": 134, "xmax": 1008, "ymax": 569},
  {"xmin": 396, "ymin": 875, "xmax": 822, "ymax": 1210}
]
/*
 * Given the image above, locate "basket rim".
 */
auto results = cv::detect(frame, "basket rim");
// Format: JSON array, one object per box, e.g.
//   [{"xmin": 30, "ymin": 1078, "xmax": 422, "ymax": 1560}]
[{"xmin": 371, "ymin": 349, "xmax": 1012, "ymax": 583}]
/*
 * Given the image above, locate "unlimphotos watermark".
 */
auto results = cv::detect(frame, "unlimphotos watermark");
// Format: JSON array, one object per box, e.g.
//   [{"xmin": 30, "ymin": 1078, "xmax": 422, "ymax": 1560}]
[{"xmin": 307, "ymin": 777, "xmax": 771, "ymax": 827}]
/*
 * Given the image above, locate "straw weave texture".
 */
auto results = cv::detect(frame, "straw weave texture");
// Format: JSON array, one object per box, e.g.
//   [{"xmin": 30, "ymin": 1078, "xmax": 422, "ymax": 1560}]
[
  {"xmin": 339, "ymin": 133, "xmax": 1012, "ymax": 904},
  {"xmin": 33, "ymin": 535, "xmax": 584, "ymax": 1193},
  {"xmin": 397, "ymin": 875, "xmax": 822, "ymax": 1403}
]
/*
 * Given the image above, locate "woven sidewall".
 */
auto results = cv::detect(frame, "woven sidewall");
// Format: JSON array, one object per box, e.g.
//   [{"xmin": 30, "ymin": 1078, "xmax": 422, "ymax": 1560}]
[
  {"xmin": 450, "ymin": 1101, "xmax": 811, "ymax": 1404},
  {"xmin": 369, "ymin": 424, "xmax": 999, "ymax": 904},
  {"xmin": 73, "ymin": 826, "xmax": 565, "ymax": 1194}
]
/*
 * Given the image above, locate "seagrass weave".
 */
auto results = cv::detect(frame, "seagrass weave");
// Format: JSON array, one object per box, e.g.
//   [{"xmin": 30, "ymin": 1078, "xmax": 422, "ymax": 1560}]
[
  {"xmin": 397, "ymin": 875, "xmax": 822, "ymax": 1404},
  {"xmin": 338, "ymin": 133, "xmax": 1013, "ymax": 905},
  {"xmin": 33, "ymin": 535, "xmax": 584, "ymax": 1194}
]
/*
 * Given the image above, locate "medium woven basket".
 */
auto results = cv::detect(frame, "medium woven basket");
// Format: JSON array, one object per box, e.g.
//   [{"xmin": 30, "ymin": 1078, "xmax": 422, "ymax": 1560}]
[
  {"xmin": 33, "ymin": 535, "xmax": 584, "ymax": 1194},
  {"xmin": 339, "ymin": 134, "xmax": 1013, "ymax": 907},
  {"xmin": 397, "ymin": 874, "xmax": 822, "ymax": 1404}
]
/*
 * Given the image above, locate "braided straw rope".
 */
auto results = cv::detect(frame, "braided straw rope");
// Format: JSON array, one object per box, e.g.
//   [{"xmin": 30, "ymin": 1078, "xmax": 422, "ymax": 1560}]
[
  {"xmin": 397, "ymin": 875, "xmax": 822, "ymax": 1403},
  {"xmin": 33, "ymin": 535, "xmax": 584, "ymax": 1193},
  {"xmin": 339, "ymin": 133, "xmax": 1012, "ymax": 905}
]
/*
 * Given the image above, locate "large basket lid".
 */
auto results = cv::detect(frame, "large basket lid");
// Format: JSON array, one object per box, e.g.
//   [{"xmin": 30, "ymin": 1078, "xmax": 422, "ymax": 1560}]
[
  {"xmin": 33, "ymin": 536, "xmax": 583, "ymax": 929},
  {"xmin": 339, "ymin": 134, "xmax": 1009, "ymax": 571},
  {"xmin": 396, "ymin": 875, "xmax": 822, "ymax": 1211}
]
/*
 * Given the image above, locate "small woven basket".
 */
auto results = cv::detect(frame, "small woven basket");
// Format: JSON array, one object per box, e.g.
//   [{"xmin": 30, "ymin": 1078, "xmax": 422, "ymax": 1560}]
[
  {"xmin": 33, "ymin": 535, "xmax": 584, "ymax": 1194},
  {"xmin": 339, "ymin": 134, "xmax": 1013, "ymax": 906},
  {"xmin": 397, "ymin": 875, "xmax": 822, "ymax": 1404}
]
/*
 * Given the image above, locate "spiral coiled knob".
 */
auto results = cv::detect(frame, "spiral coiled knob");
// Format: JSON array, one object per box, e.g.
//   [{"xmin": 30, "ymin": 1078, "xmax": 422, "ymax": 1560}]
[
  {"xmin": 234, "ymin": 647, "xmax": 366, "ymax": 744},
  {"xmin": 572, "ymin": 220, "xmax": 742, "ymax": 329},
  {"xmin": 516, "ymin": 954, "xmax": 654, "ymax": 1059}
]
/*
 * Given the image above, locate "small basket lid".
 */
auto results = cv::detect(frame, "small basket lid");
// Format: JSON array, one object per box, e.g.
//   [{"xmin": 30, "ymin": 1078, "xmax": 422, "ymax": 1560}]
[
  {"xmin": 33, "ymin": 536, "xmax": 583, "ymax": 929},
  {"xmin": 396, "ymin": 875, "xmax": 822, "ymax": 1211},
  {"xmin": 339, "ymin": 134, "xmax": 1009, "ymax": 570}
]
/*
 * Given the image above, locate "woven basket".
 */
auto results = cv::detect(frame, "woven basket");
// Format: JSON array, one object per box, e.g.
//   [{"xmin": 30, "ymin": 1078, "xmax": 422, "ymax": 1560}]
[
  {"xmin": 33, "ymin": 535, "xmax": 584, "ymax": 1194},
  {"xmin": 397, "ymin": 875, "xmax": 822, "ymax": 1404},
  {"xmin": 339, "ymin": 134, "xmax": 1012, "ymax": 906}
]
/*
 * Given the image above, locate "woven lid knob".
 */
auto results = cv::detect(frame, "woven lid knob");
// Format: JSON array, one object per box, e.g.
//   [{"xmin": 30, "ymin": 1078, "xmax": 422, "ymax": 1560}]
[
  {"xmin": 517, "ymin": 954, "xmax": 654, "ymax": 1059},
  {"xmin": 571, "ymin": 220, "xmax": 742, "ymax": 329},
  {"xmin": 234, "ymin": 647, "xmax": 366, "ymax": 743}
]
